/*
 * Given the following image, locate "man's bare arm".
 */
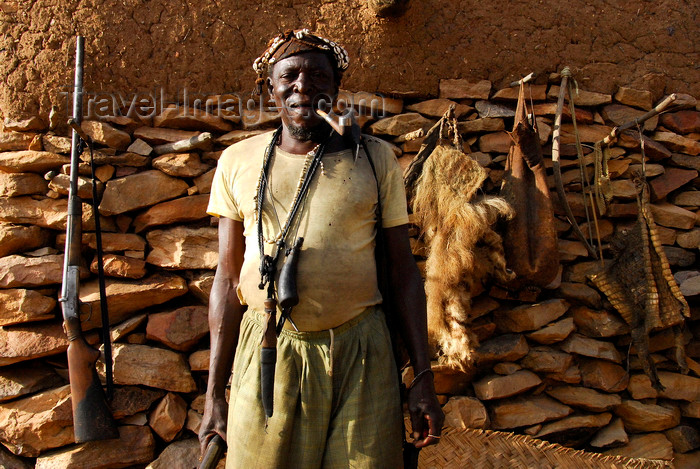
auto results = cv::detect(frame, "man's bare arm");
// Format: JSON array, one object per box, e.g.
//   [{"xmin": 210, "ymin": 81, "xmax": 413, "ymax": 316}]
[
  {"xmin": 384, "ymin": 224, "xmax": 444, "ymax": 448},
  {"xmin": 199, "ymin": 217, "xmax": 246, "ymax": 455}
]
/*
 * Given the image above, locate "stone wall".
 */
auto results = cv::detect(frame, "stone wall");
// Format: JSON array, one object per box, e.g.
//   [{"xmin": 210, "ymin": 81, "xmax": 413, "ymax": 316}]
[{"xmin": 0, "ymin": 76, "xmax": 699, "ymax": 468}]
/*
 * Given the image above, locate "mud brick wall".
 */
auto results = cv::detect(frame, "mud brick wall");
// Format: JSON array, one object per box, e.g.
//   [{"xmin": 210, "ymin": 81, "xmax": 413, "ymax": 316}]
[
  {"xmin": 1, "ymin": 0, "xmax": 699, "ymax": 122},
  {"xmin": 1, "ymin": 78, "xmax": 699, "ymax": 468}
]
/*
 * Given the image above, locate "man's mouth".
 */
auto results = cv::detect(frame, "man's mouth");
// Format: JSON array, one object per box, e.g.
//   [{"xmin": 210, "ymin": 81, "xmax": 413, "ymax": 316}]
[
  {"xmin": 288, "ymin": 102, "xmax": 312, "ymax": 110},
  {"xmin": 287, "ymin": 102, "xmax": 317, "ymax": 118}
]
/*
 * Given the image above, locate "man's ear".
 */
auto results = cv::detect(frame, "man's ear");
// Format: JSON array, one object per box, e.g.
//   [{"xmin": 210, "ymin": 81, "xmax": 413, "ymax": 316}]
[{"xmin": 266, "ymin": 76, "xmax": 275, "ymax": 96}]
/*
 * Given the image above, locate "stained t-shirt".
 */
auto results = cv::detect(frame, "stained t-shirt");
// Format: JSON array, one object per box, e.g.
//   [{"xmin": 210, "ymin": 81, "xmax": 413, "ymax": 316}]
[{"xmin": 207, "ymin": 131, "xmax": 409, "ymax": 330}]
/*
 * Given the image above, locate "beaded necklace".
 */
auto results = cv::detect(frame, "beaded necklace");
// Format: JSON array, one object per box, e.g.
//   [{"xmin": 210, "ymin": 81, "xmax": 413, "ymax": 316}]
[
  {"xmin": 255, "ymin": 127, "xmax": 330, "ymax": 294},
  {"xmin": 255, "ymin": 143, "xmax": 320, "ymax": 245}
]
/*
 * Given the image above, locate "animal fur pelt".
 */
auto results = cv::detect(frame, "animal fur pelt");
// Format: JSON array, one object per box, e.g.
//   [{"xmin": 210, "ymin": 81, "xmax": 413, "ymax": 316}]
[
  {"xmin": 413, "ymin": 144, "xmax": 514, "ymax": 371},
  {"xmin": 500, "ymin": 83, "xmax": 560, "ymax": 291},
  {"xmin": 589, "ymin": 173, "xmax": 690, "ymax": 390}
]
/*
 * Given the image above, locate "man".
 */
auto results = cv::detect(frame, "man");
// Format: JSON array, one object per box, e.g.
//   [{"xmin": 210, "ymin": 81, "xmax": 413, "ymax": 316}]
[{"xmin": 200, "ymin": 29, "xmax": 443, "ymax": 468}]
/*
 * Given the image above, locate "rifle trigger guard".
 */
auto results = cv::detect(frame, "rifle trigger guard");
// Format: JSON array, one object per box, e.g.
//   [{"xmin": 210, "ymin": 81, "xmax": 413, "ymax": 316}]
[{"xmin": 80, "ymin": 301, "xmax": 92, "ymax": 322}]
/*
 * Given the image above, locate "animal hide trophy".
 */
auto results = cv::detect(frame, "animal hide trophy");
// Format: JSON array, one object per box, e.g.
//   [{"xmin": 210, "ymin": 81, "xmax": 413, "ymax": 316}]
[
  {"xmin": 589, "ymin": 172, "xmax": 690, "ymax": 391},
  {"xmin": 411, "ymin": 113, "xmax": 514, "ymax": 371},
  {"xmin": 500, "ymin": 82, "xmax": 560, "ymax": 291}
]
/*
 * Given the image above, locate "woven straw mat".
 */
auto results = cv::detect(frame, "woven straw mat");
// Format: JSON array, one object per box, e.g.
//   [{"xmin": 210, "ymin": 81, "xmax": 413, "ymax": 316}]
[{"xmin": 417, "ymin": 427, "xmax": 672, "ymax": 469}]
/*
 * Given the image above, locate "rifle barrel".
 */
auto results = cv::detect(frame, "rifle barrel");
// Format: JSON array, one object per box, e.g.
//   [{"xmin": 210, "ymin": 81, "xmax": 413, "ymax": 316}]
[
  {"xmin": 69, "ymin": 36, "xmax": 84, "ymax": 197},
  {"xmin": 61, "ymin": 37, "xmax": 85, "ymax": 305}
]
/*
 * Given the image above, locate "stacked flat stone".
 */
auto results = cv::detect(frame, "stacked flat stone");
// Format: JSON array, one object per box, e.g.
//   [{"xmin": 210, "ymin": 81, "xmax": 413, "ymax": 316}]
[{"xmin": 0, "ymin": 81, "xmax": 698, "ymax": 468}]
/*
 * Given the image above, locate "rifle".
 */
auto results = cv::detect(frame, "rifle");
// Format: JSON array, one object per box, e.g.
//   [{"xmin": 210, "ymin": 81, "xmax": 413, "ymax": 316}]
[{"xmin": 59, "ymin": 36, "xmax": 119, "ymax": 443}]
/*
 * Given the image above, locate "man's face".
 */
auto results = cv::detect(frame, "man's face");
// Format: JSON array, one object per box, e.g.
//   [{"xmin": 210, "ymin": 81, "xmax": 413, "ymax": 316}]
[{"xmin": 267, "ymin": 51, "xmax": 338, "ymax": 141}]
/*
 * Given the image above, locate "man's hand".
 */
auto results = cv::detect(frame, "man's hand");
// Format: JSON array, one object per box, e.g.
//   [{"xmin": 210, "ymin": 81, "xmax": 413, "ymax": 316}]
[
  {"xmin": 198, "ymin": 396, "xmax": 228, "ymax": 458},
  {"xmin": 407, "ymin": 372, "xmax": 444, "ymax": 448}
]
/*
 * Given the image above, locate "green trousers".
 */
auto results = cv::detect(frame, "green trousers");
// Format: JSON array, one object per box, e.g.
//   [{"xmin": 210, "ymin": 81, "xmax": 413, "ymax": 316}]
[{"xmin": 226, "ymin": 306, "xmax": 403, "ymax": 469}]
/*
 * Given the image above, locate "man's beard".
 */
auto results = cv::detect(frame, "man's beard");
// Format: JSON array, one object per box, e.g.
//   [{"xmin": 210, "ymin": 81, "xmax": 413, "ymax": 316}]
[{"xmin": 287, "ymin": 120, "xmax": 332, "ymax": 142}]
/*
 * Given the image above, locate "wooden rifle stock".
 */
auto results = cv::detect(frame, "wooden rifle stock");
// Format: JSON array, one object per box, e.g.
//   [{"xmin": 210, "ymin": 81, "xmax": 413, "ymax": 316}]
[{"xmin": 60, "ymin": 36, "xmax": 118, "ymax": 443}]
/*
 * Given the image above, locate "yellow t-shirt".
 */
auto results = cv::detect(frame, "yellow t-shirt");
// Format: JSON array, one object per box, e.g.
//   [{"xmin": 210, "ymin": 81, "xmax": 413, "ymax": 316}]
[{"xmin": 207, "ymin": 131, "xmax": 409, "ymax": 330}]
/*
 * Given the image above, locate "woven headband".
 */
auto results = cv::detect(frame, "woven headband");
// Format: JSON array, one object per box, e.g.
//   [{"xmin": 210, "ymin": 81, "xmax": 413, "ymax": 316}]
[{"xmin": 252, "ymin": 29, "xmax": 349, "ymax": 94}]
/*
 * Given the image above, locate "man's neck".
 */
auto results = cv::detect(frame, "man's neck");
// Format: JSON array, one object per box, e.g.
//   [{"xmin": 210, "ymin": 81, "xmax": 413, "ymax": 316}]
[{"xmin": 277, "ymin": 127, "xmax": 348, "ymax": 154}]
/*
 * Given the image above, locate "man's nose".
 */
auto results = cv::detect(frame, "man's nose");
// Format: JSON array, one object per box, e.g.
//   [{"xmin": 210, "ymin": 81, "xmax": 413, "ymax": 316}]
[{"xmin": 292, "ymin": 72, "xmax": 311, "ymax": 94}]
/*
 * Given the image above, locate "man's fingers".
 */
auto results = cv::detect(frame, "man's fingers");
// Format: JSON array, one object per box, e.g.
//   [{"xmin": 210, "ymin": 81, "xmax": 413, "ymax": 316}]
[
  {"xmin": 414, "ymin": 434, "xmax": 440, "ymax": 449},
  {"xmin": 413, "ymin": 417, "xmax": 440, "ymax": 449},
  {"xmin": 412, "ymin": 409, "xmax": 443, "ymax": 448},
  {"xmin": 428, "ymin": 408, "xmax": 442, "ymax": 437},
  {"xmin": 199, "ymin": 434, "xmax": 211, "ymax": 461},
  {"xmin": 410, "ymin": 409, "xmax": 425, "ymax": 440},
  {"xmin": 199, "ymin": 430, "xmax": 225, "ymax": 461},
  {"xmin": 200, "ymin": 432, "xmax": 215, "ymax": 450}
]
